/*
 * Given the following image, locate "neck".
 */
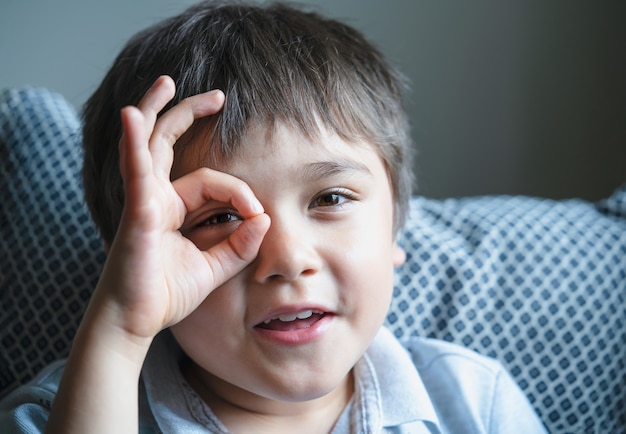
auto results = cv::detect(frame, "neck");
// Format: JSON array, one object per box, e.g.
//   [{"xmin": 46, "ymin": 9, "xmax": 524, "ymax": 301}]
[{"xmin": 182, "ymin": 361, "xmax": 354, "ymax": 434}]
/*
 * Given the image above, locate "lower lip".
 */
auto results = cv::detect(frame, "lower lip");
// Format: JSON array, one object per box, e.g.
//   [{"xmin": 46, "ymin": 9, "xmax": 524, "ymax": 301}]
[{"xmin": 253, "ymin": 314, "xmax": 334, "ymax": 346}]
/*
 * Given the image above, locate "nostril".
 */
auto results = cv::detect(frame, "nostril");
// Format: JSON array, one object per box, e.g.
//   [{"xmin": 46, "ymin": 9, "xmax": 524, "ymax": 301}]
[
  {"xmin": 266, "ymin": 273, "xmax": 283, "ymax": 282},
  {"xmin": 254, "ymin": 266, "xmax": 318, "ymax": 284},
  {"xmin": 253, "ymin": 230, "xmax": 322, "ymax": 283}
]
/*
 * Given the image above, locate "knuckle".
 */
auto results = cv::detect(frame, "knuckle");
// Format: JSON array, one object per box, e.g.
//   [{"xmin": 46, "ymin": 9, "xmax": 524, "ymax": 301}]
[{"xmin": 154, "ymin": 128, "xmax": 178, "ymax": 146}]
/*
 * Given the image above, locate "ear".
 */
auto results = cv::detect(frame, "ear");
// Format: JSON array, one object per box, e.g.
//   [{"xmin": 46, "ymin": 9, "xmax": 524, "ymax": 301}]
[{"xmin": 392, "ymin": 243, "xmax": 406, "ymax": 267}]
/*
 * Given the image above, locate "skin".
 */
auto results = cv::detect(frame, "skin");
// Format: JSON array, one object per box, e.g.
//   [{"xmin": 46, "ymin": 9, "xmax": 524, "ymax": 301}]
[{"xmin": 46, "ymin": 76, "xmax": 405, "ymax": 434}]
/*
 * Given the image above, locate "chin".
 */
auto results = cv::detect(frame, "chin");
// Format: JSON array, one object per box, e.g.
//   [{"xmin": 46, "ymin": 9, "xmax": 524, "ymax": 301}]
[{"xmin": 250, "ymin": 362, "xmax": 355, "ymax": 404}]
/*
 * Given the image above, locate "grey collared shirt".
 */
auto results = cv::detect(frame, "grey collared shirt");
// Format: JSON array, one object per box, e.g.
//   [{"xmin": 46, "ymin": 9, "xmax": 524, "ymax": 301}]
[
  {"xmin": 0, "ymin": 327, "xmax": 547, "ymax": 433},
  {"xmin": 141, "ymin": 328, "xmax": 546, "ymax": 433}
]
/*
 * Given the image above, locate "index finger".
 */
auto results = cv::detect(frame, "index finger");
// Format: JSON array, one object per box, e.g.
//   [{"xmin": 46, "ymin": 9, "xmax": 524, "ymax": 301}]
[{"xmin": 174, "ymin": 167, "xmax": 265, "ymax": 220}]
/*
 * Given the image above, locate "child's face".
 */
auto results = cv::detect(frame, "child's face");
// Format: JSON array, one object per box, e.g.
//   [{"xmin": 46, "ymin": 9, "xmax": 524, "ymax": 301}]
[{"xmin": 169, "ymin": 122, "xmax": 405, "ymax": 406}]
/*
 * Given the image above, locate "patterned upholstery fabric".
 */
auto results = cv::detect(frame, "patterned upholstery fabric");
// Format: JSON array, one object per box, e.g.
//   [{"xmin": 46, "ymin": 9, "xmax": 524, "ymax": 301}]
[
  {"xmin": 1, "ymin": 87, "xmax": 625, "ymax": 433},
  {"xmin": 388, "ymin": 192, "xmax": 626, "ymax": 433},
  {"xmin": 0, "ymin": 88, "xmax": 105, "ymax": 395}
]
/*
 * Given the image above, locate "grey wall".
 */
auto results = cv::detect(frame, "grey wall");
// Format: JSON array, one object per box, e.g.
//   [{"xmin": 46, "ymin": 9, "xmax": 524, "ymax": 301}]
[{"xmin": 2, "ymin": 1, "xmax": 624, "ymax": 200}]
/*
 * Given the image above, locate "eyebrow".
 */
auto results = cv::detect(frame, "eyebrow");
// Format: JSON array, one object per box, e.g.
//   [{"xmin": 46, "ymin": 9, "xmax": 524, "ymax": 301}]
[{"xmin": 298, "ymin": 160, "xmax": 373, "ymax": 182}]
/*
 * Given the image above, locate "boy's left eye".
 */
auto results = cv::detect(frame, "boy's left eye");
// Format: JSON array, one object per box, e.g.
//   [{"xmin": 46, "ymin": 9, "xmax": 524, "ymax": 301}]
[
  {"xmin": 311, "ymin": 190, "xmax": 355, "ymax": 208},
  {"xmin": 316, "ymin": 193, "xmax": 342, "ymax": 207}
]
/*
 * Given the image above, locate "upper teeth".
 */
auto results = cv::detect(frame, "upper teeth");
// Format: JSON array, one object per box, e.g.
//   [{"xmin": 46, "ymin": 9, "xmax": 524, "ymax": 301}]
[{"xmin": 264, "ymin": 310, "xmax": 320, "ymax": 324}]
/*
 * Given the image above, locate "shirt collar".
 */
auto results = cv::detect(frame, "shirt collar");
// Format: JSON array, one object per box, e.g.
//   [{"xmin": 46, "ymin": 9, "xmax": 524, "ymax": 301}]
[
  {"xmin": 354, "ymin": 326, "xmax": 441, "ymax": 430},
  {"xmin": 144, "ymin": 328, "xmax": 441, "ymax": 432}
]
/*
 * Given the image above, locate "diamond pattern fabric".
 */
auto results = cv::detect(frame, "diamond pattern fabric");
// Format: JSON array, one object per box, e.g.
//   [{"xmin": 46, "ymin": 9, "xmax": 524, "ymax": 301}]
[
  {"xmin": 0, "ymin": 87, "xmax": 105, "ymax": 396},
  {"xmin": 389, "ymin": 192, "xmax": 626, "ymax": 433}
]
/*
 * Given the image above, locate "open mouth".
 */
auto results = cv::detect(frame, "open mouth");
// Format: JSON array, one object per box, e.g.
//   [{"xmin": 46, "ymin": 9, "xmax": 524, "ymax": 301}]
[{"xmin": 255, "ymin": 309, "xmax": 327, "ymax": 331}]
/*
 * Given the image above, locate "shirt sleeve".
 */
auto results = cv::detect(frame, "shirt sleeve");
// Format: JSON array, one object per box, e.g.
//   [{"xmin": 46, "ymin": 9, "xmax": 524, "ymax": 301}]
[
  {"xmin": 406, "ymin": 336, "xmax": 548, "ymax": 433},
  {"xmin": 0, "ymin": 361, "xmax": 65, "ymax": 434},
  {"xmin": 488, "ymin": 367, "xmax": 547, "ymax": 434}
]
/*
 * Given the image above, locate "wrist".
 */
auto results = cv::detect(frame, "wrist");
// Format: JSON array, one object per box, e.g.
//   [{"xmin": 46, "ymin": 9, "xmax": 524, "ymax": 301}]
[{"xmin": 75, "ymin": 291, "xmax": 155, "ymax": 366}]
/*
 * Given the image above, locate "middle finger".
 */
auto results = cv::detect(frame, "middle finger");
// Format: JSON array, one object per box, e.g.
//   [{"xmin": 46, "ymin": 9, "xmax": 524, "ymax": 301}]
[{"xmin": 150, "ymin": 90, "xmax": 225, "ymax": 179}]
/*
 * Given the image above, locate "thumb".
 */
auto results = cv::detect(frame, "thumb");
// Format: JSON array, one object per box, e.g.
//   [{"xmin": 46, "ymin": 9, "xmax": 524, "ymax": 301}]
[{"xmin": 203, "ymin": 213, "xmax": 271, "ymax": 286}]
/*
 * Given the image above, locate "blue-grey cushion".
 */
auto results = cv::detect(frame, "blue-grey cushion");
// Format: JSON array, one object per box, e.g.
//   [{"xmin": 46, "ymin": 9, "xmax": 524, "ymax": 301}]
[
  {"xmin": 0, "ymin": 87, "xmax": 104, "ymax": 396},
  {"xmin": 390, "ymin": 189, "xmax": 626, "ymax": 433}
]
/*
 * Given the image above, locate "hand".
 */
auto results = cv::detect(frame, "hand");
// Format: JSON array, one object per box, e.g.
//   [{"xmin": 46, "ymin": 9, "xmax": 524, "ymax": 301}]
[{"xmin": 94, "ymin": 76, "xmax": 270, "ymax": 341}]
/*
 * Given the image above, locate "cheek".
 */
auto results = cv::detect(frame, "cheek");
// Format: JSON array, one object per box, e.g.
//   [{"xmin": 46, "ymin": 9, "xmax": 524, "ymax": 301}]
[
  {"xmin": 171, "ymin": 280, "xmax": 246, "ymax": 349},
  {"xmin": 357, "ymin": 213, "xmax": 397, "ymax": 303},
  {"xmin": 333, "ymin": 232, "xmax": 396, "ymax": 318}
]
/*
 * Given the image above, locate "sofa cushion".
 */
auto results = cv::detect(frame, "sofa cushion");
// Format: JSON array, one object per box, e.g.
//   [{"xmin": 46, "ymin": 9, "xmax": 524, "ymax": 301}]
[
  {"xmin": 389, "ymin": 188, "xmax": 626, "ymax": 433},
  {"xmin": 0, "ymin": 87, "xmax": 105, "ymax": 397}
]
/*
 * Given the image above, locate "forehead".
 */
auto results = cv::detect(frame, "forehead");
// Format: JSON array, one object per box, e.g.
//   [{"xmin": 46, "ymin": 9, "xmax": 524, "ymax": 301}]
[{"xmin": 172, "ymin": 120, "xmax": 386, "ymax": 181}]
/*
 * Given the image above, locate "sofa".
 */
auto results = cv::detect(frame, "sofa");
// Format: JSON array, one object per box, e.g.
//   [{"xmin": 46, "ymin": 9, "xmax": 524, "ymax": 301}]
[{"xmin": 1, "ymin": 87, "xmax": 625, "ymax": 433}]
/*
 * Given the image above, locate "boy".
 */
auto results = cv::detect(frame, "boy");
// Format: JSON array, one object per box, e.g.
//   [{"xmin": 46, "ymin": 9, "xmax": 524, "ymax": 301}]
[{"xmin": 1, "ymin": 1, "xmax": 546, "ymax": 432}]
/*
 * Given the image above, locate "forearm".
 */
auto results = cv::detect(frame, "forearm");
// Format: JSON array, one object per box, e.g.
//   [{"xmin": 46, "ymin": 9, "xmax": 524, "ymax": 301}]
[{"xmin": 45, "ymin": 294, "xmax": 153, "ymax": 434}]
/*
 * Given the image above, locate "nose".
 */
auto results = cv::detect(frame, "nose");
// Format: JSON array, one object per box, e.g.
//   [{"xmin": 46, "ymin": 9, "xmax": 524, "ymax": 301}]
[{"xmin": 253, "ymin": 215, "xmax": 322, "ymax": 283}]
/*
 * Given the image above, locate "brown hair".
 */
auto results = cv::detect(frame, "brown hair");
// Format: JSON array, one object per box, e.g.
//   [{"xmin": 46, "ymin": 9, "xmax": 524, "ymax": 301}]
[{"xmin": 82, "ymin": 0, "xmax": 414, "ymax": 244}]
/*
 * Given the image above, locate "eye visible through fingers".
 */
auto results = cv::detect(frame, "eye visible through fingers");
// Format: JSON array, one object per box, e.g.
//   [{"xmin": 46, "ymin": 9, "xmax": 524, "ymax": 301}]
[{"xmin": 199, "ymin": 211, "xmax": 242, "ymax": 227}]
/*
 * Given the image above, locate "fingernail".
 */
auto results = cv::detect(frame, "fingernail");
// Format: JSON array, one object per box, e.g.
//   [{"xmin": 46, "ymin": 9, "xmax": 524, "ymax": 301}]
[
  {"xmin": 251, "ymin": 199, "xmax": 264, "ymax": 215},
  {"xmin": 208, "ymin": 89, "xmax": 225, "ymax": 98}
]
